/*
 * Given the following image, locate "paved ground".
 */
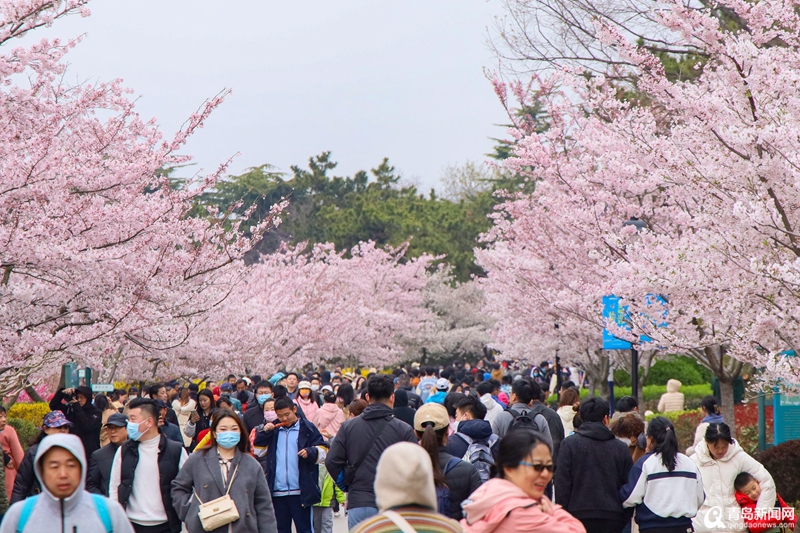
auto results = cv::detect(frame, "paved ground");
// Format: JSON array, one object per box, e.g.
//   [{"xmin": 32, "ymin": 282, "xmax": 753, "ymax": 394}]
[{"xmin": 333, "ymin": 511, "xmax": 348, "ymax": 533}]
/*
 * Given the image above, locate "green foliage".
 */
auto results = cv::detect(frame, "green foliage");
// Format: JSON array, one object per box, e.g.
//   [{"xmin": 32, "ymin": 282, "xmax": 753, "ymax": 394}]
[
  {"xmin": 8, "ymin": 418, "xmax": 37, "ymax": 451},
  {"xmin": 579, "ymin": 383, "xmax": 712, "ymax": 403},
  {"xmin": 614, "ymin": 356, "xmax": 713, "ymax": 387},
  {"xmin": 758, "ymin": 440, "xmax": 800, "ymax": 503},
  {"xmin": 187, "ymin": 153, "xmax": 519, "ymax": 281}
]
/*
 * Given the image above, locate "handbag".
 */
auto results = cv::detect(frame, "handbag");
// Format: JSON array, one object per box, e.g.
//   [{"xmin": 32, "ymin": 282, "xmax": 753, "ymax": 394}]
[
  {"xmin": 383, "ymin": 510, "xmax": 420, "ymax": 533},
  {"xmin": 195, "ymin": 464, "xmax": 240, "ymax": 531}
]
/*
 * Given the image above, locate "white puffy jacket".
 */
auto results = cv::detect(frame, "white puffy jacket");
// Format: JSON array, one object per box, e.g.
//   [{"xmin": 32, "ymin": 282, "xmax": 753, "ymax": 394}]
[{"xmin": 691, "ymin": 440, "xmax": 776, "ymax": 533}]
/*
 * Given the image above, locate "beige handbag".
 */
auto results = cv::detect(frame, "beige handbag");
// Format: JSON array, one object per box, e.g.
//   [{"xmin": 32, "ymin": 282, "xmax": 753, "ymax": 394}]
[{"xmin": 195, "ymin": 464, "xmax": 240, "ymax": 531}]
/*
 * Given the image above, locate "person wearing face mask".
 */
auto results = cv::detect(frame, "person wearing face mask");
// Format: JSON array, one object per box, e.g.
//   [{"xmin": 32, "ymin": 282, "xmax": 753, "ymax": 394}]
[
  {"xmin": 296, "ymin": 381, "xmax": 320, "ymax": 422},
  {"xmin": 244, "ymin": 381, "xmax": 274, "ymax": 434},
  {"xmin": 254, "ymin": 396, "xmax": 327, "ymax": 533},
  {"xmin": 172, "ymin": 409, "xmax": 278, "ymax": 533},
  {"xmin": 108, "ymin": 398, "xmax": 187, "ymax": 533}
]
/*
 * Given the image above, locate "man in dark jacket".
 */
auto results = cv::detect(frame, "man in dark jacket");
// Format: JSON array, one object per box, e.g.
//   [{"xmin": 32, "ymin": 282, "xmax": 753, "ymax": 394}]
[
  {"xmin": 255, "ymin": 396, "xmax": 327, "ymax": 533},
  {"xmin": 86, "ymin": 412, "xmax": 127, "ymax": 496},
  {"xmin": 395, "ymin": 373, "xmax": 423, "ymax": 409},
  {"xmin": 244, "ymin": 380, "xmax": 273, "ymax": 433},
  {"xmin": 528, "ymin": 381, "xmax": 565, "ymax": 459},
  {"xmin": 49, "ymin": 385, "xmax": 103, "ymax": 462},
  {"xmin": 326, "ymin": 374, "xmax": 417, "ymax": 530},
  {"xmin": 391, "ymin": 388, "xmax": 416, "ymax": 427},
  {"xmin": 446, "ymin": 395, "xmax": 497, "ymax": 459},
  {"xmin": 555, "ymin": 397, "xmax": 633, "ymax": 533}
]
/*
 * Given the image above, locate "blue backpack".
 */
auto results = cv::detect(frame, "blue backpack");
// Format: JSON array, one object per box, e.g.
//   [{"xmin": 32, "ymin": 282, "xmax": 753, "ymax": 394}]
[
  {"xmin": 436, "ymin": 457, "xmax": 460, "ymax": 517},
  {"xmin": 16, "ymin": 494, "xmax": 113, "ymax": 533}
]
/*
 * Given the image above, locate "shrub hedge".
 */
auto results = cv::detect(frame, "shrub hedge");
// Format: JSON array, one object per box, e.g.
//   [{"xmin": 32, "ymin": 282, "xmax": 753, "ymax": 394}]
[
  {"xmin": 614, "ymin": 355, "xmax": 714, "ymax": 387},
  {"xmin": 8, "ymin": 402, "xmax": 51, "ymax": 428},
  {"xmin": 8, "ymin": 418, "xmax": 38, "ymax": 450},
  {"xmin": 758, "ymin": 439, "xmax": 800, "ymax": 503}
]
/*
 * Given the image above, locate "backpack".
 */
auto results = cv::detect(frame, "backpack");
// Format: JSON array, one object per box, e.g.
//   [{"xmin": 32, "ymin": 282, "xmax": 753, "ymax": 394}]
[
  {"xmin": 436, "ymin": 457, "xmax": 460, "ymax": 516},
  {"xmin": 17, "ymin": 493, "xmax": 113, "ymax": 533},
  {"xmin": 507, "ymin": 408, "xmax": 541, "ymax": 433},
  {"xmin": 457, "ymin": 433, "xmax": 499, "ymax": 483}
]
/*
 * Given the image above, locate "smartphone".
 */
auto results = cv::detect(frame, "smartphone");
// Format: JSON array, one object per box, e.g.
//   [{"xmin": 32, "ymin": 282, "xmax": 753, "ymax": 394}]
[{"xmin": 190, "ymin": 409, "xmax": 198, "ymax": 417}]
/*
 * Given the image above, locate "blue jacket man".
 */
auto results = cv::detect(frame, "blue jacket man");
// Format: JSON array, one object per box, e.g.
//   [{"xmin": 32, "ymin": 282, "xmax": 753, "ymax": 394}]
[{"xmin": 254, "ymin": 396, "xmax": 327, "ymax": 533}]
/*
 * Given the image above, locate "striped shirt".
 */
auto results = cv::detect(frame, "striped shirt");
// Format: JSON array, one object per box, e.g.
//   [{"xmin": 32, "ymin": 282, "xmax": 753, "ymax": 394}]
[{"xmin": 352, "ymin": 506, "xmax": 464, "ymax": 533}]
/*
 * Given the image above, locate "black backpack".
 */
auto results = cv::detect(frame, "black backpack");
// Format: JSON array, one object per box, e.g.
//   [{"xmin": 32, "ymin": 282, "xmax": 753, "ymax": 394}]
[{"xmin": 507, "ymin": 408, "xmax": 541, "ymax": 433}]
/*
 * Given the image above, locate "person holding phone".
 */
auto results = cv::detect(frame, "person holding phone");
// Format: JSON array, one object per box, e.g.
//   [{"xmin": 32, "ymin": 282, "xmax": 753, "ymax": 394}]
[{"xmin": 182, "ymin": 389, "xmax": 214, "ymax": 452}]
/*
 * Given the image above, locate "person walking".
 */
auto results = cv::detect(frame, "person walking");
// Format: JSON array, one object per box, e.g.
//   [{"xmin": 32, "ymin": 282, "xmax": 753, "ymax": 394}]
[
  {"xmin": 243, "ymin": 380, "xmax": 273, "ymax": 434},
  {"xmin": 351, "ymin": 442, "xmax": 463, "ymax": 533},
  {"xmin": 395, "ymin": 373, "xmax": 423, "ymax": 409},
  {"xmin": 86, "ymin": 412, "xmax": 128, "ymax": 496},
  {"xmin": 253, "ymin": 396, "xmax": 327, "ymax": 533},
  {"xmin": 184, "ymin": 388, "xmax": 215, "ymax": 451},
  {"xmin": 555, "ymin": 397, "xmax": 633, "ymax": 533},
  {"xmin": 313, "ymin": 390, "xmax": 346, "ymax": 439},
  {"xmin": 692, "ymin": 423, "xmax": 775, "ymax": 533},
  {"xmin": 10, "ymin": 411, "xmax": 73, "ymax": 504},
  {"xmin": 312, "ymin": 462, "xmax": 345, "ymax": 533},
  {"xmin": 326, "ymin": 374, "xmax": 418, "ymax": 529},
  {"xmin": 688, "ymin": 396, "xmax": 724, "ymax": 456},
  {"xmin": 48, "ymin": 385, "xmax": 103, "ymax": 462},
  {"xmin": 490, "ymin": 379, "xmax": 551, "ymax": 444},
  {"xmin": 0, "ymin": 406, "xmax": 24, "ymax": 502},
  {"xmin": 95, "ymin": 394, "xmax": 120, "ymax": 448},
  {"xmin": 425, "ymin": 379, "xmax": 451, "ymax": 405},
  {"xmin": 476, "ymin": 380, "xmax": 504, "ymax": 426},
  {"xmin": 171, "ymin": 388, "xmax": 196, "ymax": 447},
  {"xmin": 391, "ymin": 388, "xmax": 417, "ymax": 428},
  {"xmin": 446, "ymin": 395, "xmax": 497, "ymax": 482},
  {"xmin": 171, "ymin": 409, "xmax": 278, "ymax": 533},
  {"xmin": 0, "ymin": 434, "xmax": 134, "ymax": 533},
  {"xmin": 620, "ymin": 417, "xmax": 705, "ymax": 533},
  {"xmin": 657, "ymin": 379, "xmax": 685, "ymax": 413},
  {"xmin": 461, "ymin": 429, "xmax": 586, "ymax": 533},
  {"xmin": 557, "ymin": 388, "xmax": 581, "ymax": 435},
  {"xmin": 296, "ymin": 381, "xmax": 320, "ymax": 422},
  {"xmin": 414, "ymin": 403, "xmax": 482, "ymax": 520},
  {"xmin": 108, "ymin": 397, "xmax": 187, "ymax": 533}
]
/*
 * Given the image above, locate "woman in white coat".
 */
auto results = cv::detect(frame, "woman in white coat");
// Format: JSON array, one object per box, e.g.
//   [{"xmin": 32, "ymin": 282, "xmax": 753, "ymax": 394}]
[{"xmin": 692, "ymin": 423, "xmax": 776, "ymax": 533}]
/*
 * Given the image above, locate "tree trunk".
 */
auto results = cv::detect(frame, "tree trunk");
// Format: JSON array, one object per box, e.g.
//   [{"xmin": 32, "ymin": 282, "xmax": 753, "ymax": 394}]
[
  {"xmin": 23, "ymin": 384, "xmax": 44, "ymax": 403},
  {"xmin": 720, "ymin": 378, "xmax": 736, "ymax": 437}
]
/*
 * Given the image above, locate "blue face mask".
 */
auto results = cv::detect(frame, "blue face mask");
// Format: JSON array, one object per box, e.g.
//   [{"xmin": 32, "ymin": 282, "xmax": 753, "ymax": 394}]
[
  {"xmin": 257, "ymin": 394, "xmax": 272, "ymax": 406},
  {"xmin": 127, "ymin": 419, "xmax": 146, "ymax": 441},
  {"xmin": 217, "ymin": 431, "xmax": 240, "ymax": 449}
]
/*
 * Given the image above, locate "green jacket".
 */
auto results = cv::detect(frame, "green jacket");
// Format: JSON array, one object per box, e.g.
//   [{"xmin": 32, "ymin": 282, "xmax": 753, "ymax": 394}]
[{"xmin": 314, "ymin": 467, "xmax": 344, "ymax": 508}]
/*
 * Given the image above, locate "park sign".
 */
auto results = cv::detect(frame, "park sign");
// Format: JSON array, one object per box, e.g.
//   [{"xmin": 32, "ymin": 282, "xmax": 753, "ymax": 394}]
[
  {"xmin": 91, "ymin": 383, "xmax": 114, "ymax": 393},
  {"xmin": 602, "ymin": 295, "xmax": 667, "ymax": 350}
]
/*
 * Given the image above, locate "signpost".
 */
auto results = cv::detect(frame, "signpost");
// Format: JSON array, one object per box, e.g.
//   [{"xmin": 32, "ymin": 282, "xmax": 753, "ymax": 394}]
[{"xmin": 91, "ymin": 384, "xmax": 115, "ymax": 393}]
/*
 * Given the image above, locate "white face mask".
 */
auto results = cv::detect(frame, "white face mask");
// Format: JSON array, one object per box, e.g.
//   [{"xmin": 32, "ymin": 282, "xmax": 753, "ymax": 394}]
[{"xmin": 311, "ymin": 385, "xmax": 320, "ymax": 391}]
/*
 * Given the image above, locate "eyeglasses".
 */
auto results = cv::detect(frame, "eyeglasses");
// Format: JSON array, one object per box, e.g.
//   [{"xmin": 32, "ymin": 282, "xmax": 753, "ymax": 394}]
[{"xmin": 518, "ymin": 461, "xmax": 554, "ymax": 473}]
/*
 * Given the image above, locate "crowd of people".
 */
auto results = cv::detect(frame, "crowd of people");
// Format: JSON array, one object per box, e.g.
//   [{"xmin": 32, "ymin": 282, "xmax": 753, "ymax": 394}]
[{"xmin": 0, "ymin": 360, "xmax": 794, "ymax": 533}]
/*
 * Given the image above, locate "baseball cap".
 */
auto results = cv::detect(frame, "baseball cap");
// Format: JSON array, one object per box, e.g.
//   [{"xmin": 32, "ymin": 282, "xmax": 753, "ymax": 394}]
[
  {"xmin": 105, "ymin": 413, "xmax": 128, "ymax": 427},
  {"xmin": 220, "ymin": 383, "xmax": 233, "ymax": 392},
  {"xmin": 436, "ymin": 378, "xmax": 450, "ymax": 391},
  {"xmin": 414, "ymin": 403, "xmax": 450, "ymax": 432},
  {"xmin": 42, "ymin": 411, "xmax": 73, "ymax": 428}
]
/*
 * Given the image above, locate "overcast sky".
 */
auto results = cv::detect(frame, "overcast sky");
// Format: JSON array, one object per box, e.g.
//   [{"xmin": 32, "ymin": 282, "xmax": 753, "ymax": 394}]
[{"xmin": 37, "ymin": 1, "xmax": 508, "ymax": 190}]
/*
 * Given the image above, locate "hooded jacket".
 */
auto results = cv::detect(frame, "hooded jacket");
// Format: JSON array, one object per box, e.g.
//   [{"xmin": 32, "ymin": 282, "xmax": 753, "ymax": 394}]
[
  {"xmin": 325, "ymin": 402, "xmax": 417, "ymax": 509},
  {"xmin": 0, "ymin": 434, "xmax": 133, "ymax": 533},
  {"xmin": 397, "ymin": 385, "xmax": 423, "ymax": 410},
  {"xmin": 461, "ymin": 478, "xmax": 586, "ymax": 533},
  {"xmin": 446, "ymin": 419, "xmax": 494, "ymax": 459},
  {"xmin": 657, "ymin": 380, "xmax": 685, "ymax": 413},
  {"xmin": 555, "ymin": 421, "xmax": 633, "ymax": 523},
  {"xmin": 689, "ymin": 413, "xmax": 725, "ymax": 455},
  {"xmin": 312, "ymin": 402, "xmax": 346, "ymax": 437},
  {"xmin": 391, "ymin": 389, "xmax": 417, "ymax": 428},
  {"xmin": 692, "ymin": 440, "xmax": 776, "ymax": 533},
  {"xmin": 49, "ymin": 388, "xmax": 103, "ymax": 461},
  {"xmin": 479, "ymin": 394, "xmax": 504, "ymax": 425},
  {"xmin": 734, "ymin": 491, "xmax": 796, "ymax": 533}
]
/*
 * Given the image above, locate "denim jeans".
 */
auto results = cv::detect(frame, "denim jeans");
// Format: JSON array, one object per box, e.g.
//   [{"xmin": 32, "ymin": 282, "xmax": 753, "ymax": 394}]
[{"xmin": 348, "ymin": 506, "xmax": 379, "ymax": 530}]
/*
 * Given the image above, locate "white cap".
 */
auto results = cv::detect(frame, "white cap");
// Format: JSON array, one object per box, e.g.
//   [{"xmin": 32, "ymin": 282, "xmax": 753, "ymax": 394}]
[{"xmin": 436, "ymin": 378, "xmax": 450, "ymax": 391}]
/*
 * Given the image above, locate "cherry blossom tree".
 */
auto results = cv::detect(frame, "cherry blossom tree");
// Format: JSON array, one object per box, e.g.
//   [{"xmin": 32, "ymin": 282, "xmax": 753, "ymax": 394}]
[
  {"xmin": 481, "ymin": 0, "xmax": 800, "ymax": 433},
  {"xmin": 141, "ymin": 242, "xmax": 438, "ymax": 379},
  {"xmin": 0, "ymin": 0, "xmax": 278, "ymax": 395}
]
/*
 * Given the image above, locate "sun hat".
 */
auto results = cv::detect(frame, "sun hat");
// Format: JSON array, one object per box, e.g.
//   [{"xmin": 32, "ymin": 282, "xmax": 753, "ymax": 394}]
[{"xmin": 298, "ymin": 381, "xmax": 312, "ymax": 391}]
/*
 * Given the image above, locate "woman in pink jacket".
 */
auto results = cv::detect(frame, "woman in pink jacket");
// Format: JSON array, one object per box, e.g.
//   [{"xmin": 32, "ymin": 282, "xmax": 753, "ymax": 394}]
[
  {"xmin": 312, "ymin": 390, "xmax": 345, "ymax": 439},
  {"xmin": 462, "ymin": 429, "xmax": 586, "ymax": 533}
]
